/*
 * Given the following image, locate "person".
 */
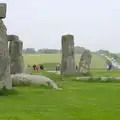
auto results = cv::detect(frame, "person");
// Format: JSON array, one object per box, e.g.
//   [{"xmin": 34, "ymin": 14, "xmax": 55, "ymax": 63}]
[
  {"xmin": 40, "ymin": 64, "xmax": 44, "ymax": 70},
  {"xmin": 76, "ymin": 65, "xmax": 78, "ymax": 70},
  {"xmin": 33, "ymin": 64, "xmax": 36, "ymax": 70},
  {"xmin": 56, "ymin": 66, "xmax": 58, "ymax": 71},
  {"xmin": 107, "ymin": 63, "xmax": 112, "ymax": 70},
  {"xmin": 36, "ymin": 65, "xmax": 40, "ymax": 71},
  {"xmin": 56, "ymin": 64, "xmax": 60, "ymax": 71}
]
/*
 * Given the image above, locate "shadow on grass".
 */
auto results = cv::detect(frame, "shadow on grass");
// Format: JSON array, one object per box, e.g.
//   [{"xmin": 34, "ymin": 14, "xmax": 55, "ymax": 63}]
[
  {"xmin": 0, "ymin": 87, "xmax": 19, "ymax": 96},
  {"xmin": 13, "ymin": 81, "xmax": 54, "ymax": 90},
  {"xmin": 27, "ymin": 84, "xmax": 53, "ymax": 90}
]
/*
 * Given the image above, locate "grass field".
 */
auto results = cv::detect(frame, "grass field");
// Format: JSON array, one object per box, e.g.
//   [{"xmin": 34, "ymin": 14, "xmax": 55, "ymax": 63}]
[
  {"xmin": 1, "ymin": 70, "xmax": 120, "ymax": 120},
  {"xmin": 1, "ymin": 54, "xmax": 120, "ymax": 120},
  {"xmin": 23, "ymin": 53, "xmax": 106, "ymax": 69}
]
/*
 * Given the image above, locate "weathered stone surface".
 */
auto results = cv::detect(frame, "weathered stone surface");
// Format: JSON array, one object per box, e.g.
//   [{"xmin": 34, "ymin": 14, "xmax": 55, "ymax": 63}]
[
  {"xmin": 11, "ymin": 73, "xmax": 62, "ymax": 90},
  {"xmin": 76, "ymin": 76, "xmax": 91, "ymax": 81},
  {"xmin": 0, "ymin": 18, "xmax": 12, "ymax": 89},
  {"xmin": 61, "ymin": 34, "xmax": 76, "ymax": 75},
  {"xmin": 0, "ymin": 3, "xmax": 6, "ymax": 19},
  {"xmin": 10, "ymin": 56, "xmax": 24, "ymax": 74},
  {"xmin": 8, "ymin": 35, "xmax": 19, "ymax": 41},
  {"xmin": 9, "ymin": 38, "xmax": 24, "ymax": 74},
  {"xmin": 9, "ymin": 39, "xmax": 23, "ymax": 57},
  {"xmin": 76, "ymin": 76, "xmax": 120, "ymax": 82},
  {"xmin": 78, "ymin": 50, "xmax": 92, "ymax": 74}
]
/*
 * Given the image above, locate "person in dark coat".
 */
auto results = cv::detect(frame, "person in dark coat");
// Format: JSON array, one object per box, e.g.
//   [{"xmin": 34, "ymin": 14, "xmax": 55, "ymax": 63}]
[
  {"xmin": 76, "ymin": 65, "xmax": 78, "ymax": 70},
  {"xmin": 40, "ymin": 64, "xmax": 44, "ymax": 70},
  {"xmin": 108, "ymin": 64, "xmax": 112, "ymax": 70},
  {"xmin": 56, "ymin": 65, "xmax": 60, "ymax": 71},
  {"xmin": 33, "ymin": 65, "xmax": 36, "ymax": 70},
  {"xmin": 107, "ymin": 63, "xmax": 112, "ymax": 70}
]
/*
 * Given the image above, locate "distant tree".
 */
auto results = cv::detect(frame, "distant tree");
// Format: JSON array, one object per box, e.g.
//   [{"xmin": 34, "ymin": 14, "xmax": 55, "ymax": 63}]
[
  {"xmin": 75, "ymin": 46, "xmax": 86, "ymax": 54},
  {"xmin": 97, "ymin": 49, "xmax": 111, "ymax": 56},
  {"xmin": 37, "ymin": 48, "xmax": 60, "ymax": 54},
  {"xmin": 22, "ymin": 46, "xmax": 90, "ymax": 54},
  {"xmin": 23, "ymin": 48, "xmax": 36, "ymax": 54}
]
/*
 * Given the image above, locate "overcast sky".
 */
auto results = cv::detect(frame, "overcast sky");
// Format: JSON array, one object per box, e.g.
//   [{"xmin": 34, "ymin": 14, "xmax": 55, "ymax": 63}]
[{"xmin": 1, "ymin": 0, "xmax": 120, "ymax": 52}]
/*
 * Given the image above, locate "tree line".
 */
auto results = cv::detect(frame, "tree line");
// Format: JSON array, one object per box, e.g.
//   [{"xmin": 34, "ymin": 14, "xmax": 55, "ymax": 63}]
[
  {"xmin": 22, "ymin": 47, "xmax": 120, "ymax": 62},
  {"xmin": 22, "ymin": 46, "xmax": 86, "ymax": 54}
]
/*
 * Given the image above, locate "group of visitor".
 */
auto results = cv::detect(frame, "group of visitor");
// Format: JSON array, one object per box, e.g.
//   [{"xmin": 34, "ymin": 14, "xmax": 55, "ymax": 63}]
[{"xmin": 33, "ymin": 64, "xmax": 44, "ymax": 71}]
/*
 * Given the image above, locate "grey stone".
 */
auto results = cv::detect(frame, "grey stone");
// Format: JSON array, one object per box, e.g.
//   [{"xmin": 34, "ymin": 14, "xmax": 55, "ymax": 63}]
[
  {"xmin": 9, "ymin": 37, "xmax": 24, "ymax": 74},
  {"xmin": 78, "ymin": 76, "xmax": 91, "ymax": 81},
  {"xmin": 61, "ymin": 34, "xmax": 76, "ymax": 75},
  {"xmin": 78, "ymin": 49, "xmax": 92, "ymax": 74},
  {"xmin": 9, "ymin": 39, "xmax": 23, "ymax": 56},
  {"xmin": 8, "ymin": 35, "xmax": 19, "ymax": 41},
  {"xmin": 11, "ymin": 73, "xmax": 62, "ymax": 90},
  {"xmin": 0, "ymin": 3, "xmax": 6, "ymax": 19},
  {"xmin": 76, "ymin": 76, "xmax": 120, "ymax": 82},
  {"xmin": 0, "ymin": 19, "xmax": 12, "ymax": 89}
]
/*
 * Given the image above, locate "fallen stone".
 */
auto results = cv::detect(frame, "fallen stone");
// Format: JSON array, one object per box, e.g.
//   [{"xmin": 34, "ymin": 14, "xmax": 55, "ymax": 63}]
[
  {"xmin": 11, "ymin": 73, "xmax": 62, "ymax": 90},
  {"xmin": 76, "ymin": 76, "xmax": 120, "ymax": 82},
  {"xmin": 76, "ymin": 76, "xmax": 91, "ymax": 81},
  {"xmin": 91, "ymin": 76, "xmax": 101, "ymax": 81}
]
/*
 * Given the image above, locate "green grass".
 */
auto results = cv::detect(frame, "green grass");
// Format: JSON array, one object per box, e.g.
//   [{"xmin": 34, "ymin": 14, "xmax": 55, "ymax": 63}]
[
  {"xmin": 1, "ymin": 54, "xmax": 120, "ymax": 120},
  {"xmin": 1, "ymin": 70, "xmax": 120, "ymax": 119},
  {"xmin": 1, "ymin": 83, "xmax": 120, "ymax": 120},
  {"xmin": 23, "ymin": 53, "xmax": 106, "ymax": 69},
  {"xmin": 91, "ymin": 70, "xmax": 120, "ymax": 77}
]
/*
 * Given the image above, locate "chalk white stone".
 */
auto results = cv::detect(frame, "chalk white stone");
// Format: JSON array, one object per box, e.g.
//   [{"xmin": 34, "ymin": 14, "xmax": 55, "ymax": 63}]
[{"xmin": 11, "ymin": 73, "xmax": 62, "ymax": 90}]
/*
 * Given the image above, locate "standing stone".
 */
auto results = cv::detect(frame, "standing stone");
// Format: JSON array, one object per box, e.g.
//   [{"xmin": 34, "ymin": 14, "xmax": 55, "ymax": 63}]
[
  {"xmin": 8, "ymin": 35, "xmax": 19, "ymax": 42},
  {"xmin": 61, "ymin": 34, "xmax": 76, "ymax": 75},
  {"xmin": 0, "ymin": 3, "xmax": 6, "ymax": 19},
  {"xmin": 78, "ymin": 49, "xmax": 92, "ymax": 74},
  {"xmin": 0, "ymin": 3, "xmax": 12, "ymax": 89},
  {"xmin": 8, "ymin": 35, "xmax": 24, "ymax": 74}
]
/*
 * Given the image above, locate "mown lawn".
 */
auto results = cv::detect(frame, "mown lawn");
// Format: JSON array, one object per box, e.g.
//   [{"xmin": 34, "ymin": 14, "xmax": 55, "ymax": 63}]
[
  {"xmin": 23, "ymin": 53, "xmax": 106, "ymax": 69},
  {"xmin": 91, "ymin": 70, "xmax": 120, "ymax": 77},
  {"xmin": 1, "ymin": 70, "xmax": 120, "ymax": 120}
]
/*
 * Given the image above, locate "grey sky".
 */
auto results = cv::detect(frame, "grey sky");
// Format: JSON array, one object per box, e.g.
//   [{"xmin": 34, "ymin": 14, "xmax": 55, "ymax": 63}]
[{"xmin": 1, "ymin": 0, "xmax": 120, "ymax": 52}]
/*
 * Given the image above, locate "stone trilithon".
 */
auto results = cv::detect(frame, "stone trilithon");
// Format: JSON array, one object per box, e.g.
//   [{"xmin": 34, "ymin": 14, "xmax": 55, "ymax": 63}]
[
  {"xmin": 61, "ymin": 34, "xmax": 76, "ymax": 75},
  {"xmin": 8, "ymin": 35, "xmax": 24, "ymax": 74}
]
